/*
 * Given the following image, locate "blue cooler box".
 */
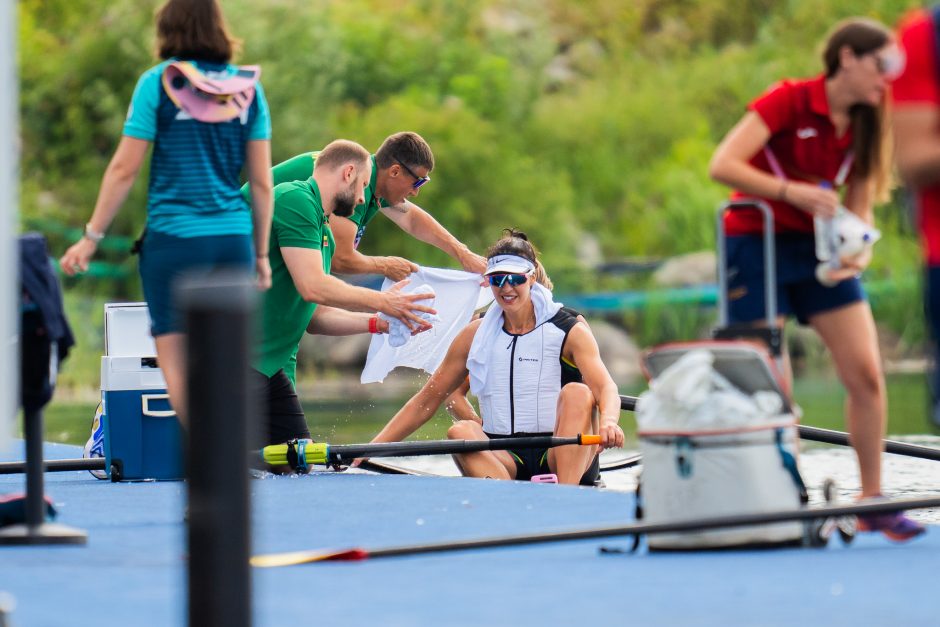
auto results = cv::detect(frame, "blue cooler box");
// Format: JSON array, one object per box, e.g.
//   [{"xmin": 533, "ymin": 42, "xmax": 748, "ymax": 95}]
[{"xmin": 99, "ymin": 303, "xmax": 183, "ymax": 481}]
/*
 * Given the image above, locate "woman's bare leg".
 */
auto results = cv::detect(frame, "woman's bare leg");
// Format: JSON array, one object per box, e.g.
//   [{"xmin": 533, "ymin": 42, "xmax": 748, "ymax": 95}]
[
  {"xmin": 809, "ymin": 302, "xmax": 885, "ymax": 497},
  {"xmin": 447, "ymin": 420, "xmax": 515, "ymax": 479},
  {"xmin": 548, "ymin": 383, "xmax": 598, "ymax": 485},
  {"xmin": 154, "ymin": 333, "xmax": 187, "ymax": 427}
]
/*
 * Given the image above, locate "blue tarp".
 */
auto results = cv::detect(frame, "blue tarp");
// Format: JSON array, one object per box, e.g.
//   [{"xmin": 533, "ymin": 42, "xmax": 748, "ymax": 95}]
[{"xmin": 0, "ymin": 442, "xmax": 936, "ymax": 627}]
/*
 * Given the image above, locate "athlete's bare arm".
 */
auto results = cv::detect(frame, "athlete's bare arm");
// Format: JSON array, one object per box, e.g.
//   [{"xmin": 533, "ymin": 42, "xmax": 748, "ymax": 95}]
[
  {"xmin": 370, "ymin": 320, "xmax": 482, "ymax": 443},
  {"xmin": 562, "ymin": 322, "xmax": 624, "ymax": 449}
]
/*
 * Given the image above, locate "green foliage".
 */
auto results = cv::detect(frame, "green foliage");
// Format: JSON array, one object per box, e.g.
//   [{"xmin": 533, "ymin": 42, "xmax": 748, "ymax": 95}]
[
  {"xmin": 17, "ymin": 0, "xmax": 932, "ymax": 384},
  {"xmin": 57, "ymin": 291, "xmax": 108, "ymax": 389}
]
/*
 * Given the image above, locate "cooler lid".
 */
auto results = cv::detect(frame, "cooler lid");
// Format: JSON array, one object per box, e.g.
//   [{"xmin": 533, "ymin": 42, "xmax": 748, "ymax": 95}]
[{"xmin": 104, "ymin": 302, "xmax": 156, "ymax": 357}]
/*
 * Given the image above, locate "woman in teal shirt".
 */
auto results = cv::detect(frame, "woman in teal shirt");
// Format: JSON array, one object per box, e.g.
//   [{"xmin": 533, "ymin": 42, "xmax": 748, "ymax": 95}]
[{"xmin": 60, "ymin": 0, "xmax": 273, "ymax": 426}]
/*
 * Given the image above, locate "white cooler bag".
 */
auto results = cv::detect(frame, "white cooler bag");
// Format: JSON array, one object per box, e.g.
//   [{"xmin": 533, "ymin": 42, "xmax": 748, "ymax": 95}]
[{"xmin": 637, "ymin": 342, "xmax": 807, "ymax": 550}]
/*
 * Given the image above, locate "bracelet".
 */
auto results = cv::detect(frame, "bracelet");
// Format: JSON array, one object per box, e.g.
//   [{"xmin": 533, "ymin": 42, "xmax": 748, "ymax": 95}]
[
  {"xmin": 83, "ymin": 223, "xmax": 105, "ymax": 244},
  {"xmin": 778, "ymin": 181, "xmax": 789, "ymax": 202},
  {"xmin": 368, "ymin": 316, "xmax": 380, "ymax": 334}
]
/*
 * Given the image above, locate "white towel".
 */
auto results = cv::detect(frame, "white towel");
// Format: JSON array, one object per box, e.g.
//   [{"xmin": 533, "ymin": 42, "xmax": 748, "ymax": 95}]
[
  {"xmin": 467, "ymin": 282, "xmax": 562, "ymax": 396},
  {"xmin": 360, "ymin": 267, "xmax": 491, "ymax": 384},
  {"xmin": 380, "ymin": 284, "xmax": 439, "ymax": 347}
]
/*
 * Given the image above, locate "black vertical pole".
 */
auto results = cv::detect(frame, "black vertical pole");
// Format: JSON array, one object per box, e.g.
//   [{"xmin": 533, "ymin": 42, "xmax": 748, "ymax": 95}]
[
  {"xmin": 1, "ymin": 301, "xmax": 84, "ymax": 545},
  {"xmin": 23, "ymin": 407, "xmax": 43, "ymax": 527},
  {"xmin": 180, "ymin": 272, "xmax": 256, "ymax": 627}
]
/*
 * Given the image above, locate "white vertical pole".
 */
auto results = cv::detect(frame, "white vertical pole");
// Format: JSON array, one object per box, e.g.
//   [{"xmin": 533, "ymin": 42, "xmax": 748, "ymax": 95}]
[{"xmin": 0, "ymin": 0, "xmax": 19, "ymax": 449}]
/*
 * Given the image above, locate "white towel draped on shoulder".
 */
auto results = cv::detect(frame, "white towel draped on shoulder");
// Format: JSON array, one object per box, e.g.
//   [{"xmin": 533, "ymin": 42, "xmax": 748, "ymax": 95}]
[{"xmin": 467, "ymin": 282, "xmax": 562, "ymax": 396}]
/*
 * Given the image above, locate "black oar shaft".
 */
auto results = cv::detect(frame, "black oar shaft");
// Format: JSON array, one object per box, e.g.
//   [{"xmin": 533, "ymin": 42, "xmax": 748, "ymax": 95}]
[
  {"xmin": 362, "ymin": 496, "xmax": 940, "ymax": 560},
  {"xmin": 328, "ymin": 435, "xmax": 585, "ymax": 463},
  {"xmin": 797, "ymin": 425, "xmax": 940, "ymax": 462},
  {"xmin": 618, "ymin": 394, "xmax": 940, "ymax": 462},
  {"xmin": 620, "ymin": 395, "xmax": 637, "ymax": 412},
  {"xmin": 0, "ymin": 457, "xmax": 106, "ymax": 475}
]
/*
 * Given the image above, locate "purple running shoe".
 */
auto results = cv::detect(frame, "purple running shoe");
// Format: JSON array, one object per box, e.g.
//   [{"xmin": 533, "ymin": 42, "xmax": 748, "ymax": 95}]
[{"xmin": 857, "ymin": 510, "xmax": 926, "ymax": 542}]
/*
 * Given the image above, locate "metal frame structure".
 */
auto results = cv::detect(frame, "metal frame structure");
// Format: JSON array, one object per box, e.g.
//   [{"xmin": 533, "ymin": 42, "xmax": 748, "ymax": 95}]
[
  {"xmin": 713, "ymin": 199, "xmax": 784, "ymax": 358},
  {"xmin": 1, "ymin": 0, "xmax": 18, "ymax": 449}
]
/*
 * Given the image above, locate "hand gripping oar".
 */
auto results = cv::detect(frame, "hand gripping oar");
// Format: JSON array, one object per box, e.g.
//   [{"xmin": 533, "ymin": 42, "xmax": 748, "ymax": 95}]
[
  {"xmin": 618, "ymin": 394, "xmax": 940, "ymax": 462},
  {"xmin": 260, "ymin": 434, "xmax": 603, "ymax": 471},
  {"xmin": 251, "ymin": 494, "xmax": 940, "ymax": 567}
]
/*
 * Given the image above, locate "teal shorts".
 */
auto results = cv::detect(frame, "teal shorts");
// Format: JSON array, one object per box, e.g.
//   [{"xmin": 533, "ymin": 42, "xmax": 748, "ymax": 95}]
[{"xmin": 138, "ymin": 229, "xmax": 254, "ymax": 335}]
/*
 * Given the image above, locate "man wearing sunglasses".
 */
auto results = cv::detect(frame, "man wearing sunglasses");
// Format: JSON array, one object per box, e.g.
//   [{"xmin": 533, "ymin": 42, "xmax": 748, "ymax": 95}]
[
  {"xmin": 253, "ymin": 139, "xmax": 436, "ymax": 447},
  {"xmin": 242, "ymin": 131, "xmax": 486, "ymax": 281}
]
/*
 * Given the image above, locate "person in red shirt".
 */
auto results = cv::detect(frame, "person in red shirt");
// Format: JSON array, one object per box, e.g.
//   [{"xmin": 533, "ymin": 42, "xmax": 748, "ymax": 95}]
[
  {"xmin": 710, "ymin": 18, "xmax": 924, "ymax": 541},
  {"xmin": 891, "ymin": 8, "xmax": 940, "ymax": 432}
]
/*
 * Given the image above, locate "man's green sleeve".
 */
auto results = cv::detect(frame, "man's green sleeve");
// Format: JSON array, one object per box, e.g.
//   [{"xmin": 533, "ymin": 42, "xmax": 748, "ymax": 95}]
[{"xmin": 241, "ymin": 152, "xmax": 317, "ymax": 204}]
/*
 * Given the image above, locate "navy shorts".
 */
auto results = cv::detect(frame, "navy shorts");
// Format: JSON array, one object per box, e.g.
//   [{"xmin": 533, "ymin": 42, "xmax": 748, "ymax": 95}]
[
  {"xmin": 725, "ymin": 233, "xmax": 865, "ymax": 325},
  {"xmin": 138, "ymin": 229, "xmax": 254, "ymax": 335},
  {"xmin": 925, "ymin": 266, "xmax": 940, "ymax": 345},
  {"xmin": 923, "ymin": 266, "xmax": 940, "ymax": 424}
]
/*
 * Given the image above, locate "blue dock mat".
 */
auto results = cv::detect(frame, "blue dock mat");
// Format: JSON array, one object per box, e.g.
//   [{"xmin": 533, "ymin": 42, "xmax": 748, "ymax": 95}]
[{"xmin": 0, "ymin": 442, "xmax": 936, "ymax": 627}]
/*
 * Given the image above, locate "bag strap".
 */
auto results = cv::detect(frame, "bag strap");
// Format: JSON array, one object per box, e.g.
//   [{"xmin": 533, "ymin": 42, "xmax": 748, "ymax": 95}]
[
  {"xmin": 775, "ymin": 428, "xmax": 809, "ymax": 504},
  {"xmin": 167, "ymin": 61, "xmax": 260, "ymax": 95},
  {"xmin": 764, "ymin": 144, "xmax": 854, "ymax": 187}
]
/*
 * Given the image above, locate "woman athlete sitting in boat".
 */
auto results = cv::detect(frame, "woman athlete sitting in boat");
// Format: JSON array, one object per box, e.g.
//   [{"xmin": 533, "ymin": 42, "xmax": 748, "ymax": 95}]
[{"xmin": 365, "ymin": 229, "xmax": 624, "ymax": 485}]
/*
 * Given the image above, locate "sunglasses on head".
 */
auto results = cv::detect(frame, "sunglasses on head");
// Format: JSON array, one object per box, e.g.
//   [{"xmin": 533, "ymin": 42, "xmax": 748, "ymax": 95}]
[
  {"xmin": 487, "ymin": 273, "xmax": 529, "ymax": 288},
  {"xmin": 394, "ymin": 157, "xmax": 431, "ymax": 190},
  {"xmin": 871, "ymin": 48, "xmax": 905, "ymax": 79}
]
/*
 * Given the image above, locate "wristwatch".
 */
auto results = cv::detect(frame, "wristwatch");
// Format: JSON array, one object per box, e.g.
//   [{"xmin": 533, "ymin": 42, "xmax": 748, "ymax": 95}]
[{"xmin": 83, "ymin": 223, "xmax": 105, "ymax": 243}]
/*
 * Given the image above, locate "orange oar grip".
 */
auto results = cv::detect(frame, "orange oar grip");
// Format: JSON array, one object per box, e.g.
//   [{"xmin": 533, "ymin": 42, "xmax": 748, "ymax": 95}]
[{"xmin": 579, "ymin": 434, "xmax": 602, "ymax": 446}]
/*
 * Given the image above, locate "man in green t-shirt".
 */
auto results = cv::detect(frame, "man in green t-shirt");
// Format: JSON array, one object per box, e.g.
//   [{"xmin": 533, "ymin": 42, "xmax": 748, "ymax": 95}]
[
  {"xmin": 254, "ymin": 139, "xmax": 435, "ymax": 445},
  {"xmin": 243, "ymin": 131, "xmax": 486, "ymax": 281}
]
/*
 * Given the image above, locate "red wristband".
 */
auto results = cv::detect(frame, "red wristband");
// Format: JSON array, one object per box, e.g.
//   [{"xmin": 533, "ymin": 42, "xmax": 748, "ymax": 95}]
[{"xmin": 368, "ymin": 316, "xmax": 379, "ymax": 334}]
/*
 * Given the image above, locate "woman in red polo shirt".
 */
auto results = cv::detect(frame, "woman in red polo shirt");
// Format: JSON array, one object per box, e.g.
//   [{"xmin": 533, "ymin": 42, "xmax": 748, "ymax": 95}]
[{"xmin": 709, "ymin": 18, "xmax": 923, "ymax": 541}]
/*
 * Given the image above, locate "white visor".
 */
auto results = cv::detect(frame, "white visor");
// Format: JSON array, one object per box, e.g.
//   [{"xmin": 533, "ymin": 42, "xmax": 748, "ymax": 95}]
[{"xmin": 485, "ymin": 254, "xmax": 535, "ymax": 276}]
